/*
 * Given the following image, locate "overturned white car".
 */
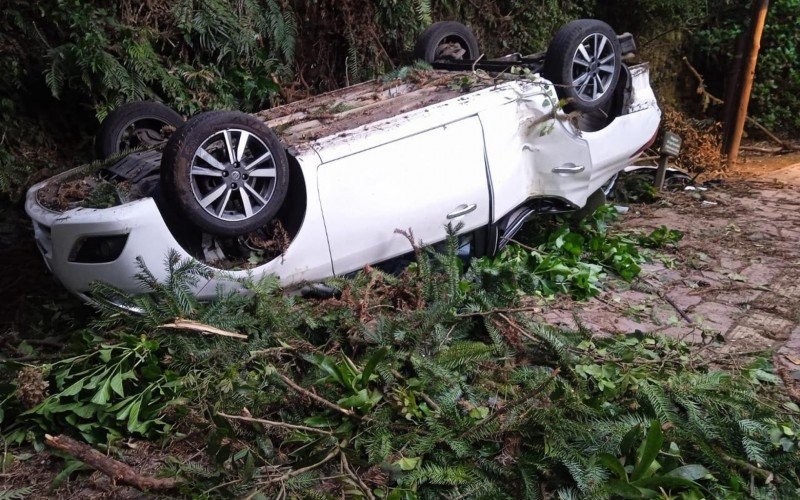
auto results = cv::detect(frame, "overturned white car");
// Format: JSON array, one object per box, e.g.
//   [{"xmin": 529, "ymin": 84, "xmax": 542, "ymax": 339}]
[{"xmin": 25, "ymin": 19, "xmax": 660, "ymax": 303}]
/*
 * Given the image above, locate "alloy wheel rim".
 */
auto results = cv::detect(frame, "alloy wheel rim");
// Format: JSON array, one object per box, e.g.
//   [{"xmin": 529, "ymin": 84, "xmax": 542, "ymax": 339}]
[
  {"xmin": 189, "ymin": 128, "xmax": 277, "ymax": 222},
  {"xmin": 571, "ymin": 33, "xmax": 616, "ymax": 102}
]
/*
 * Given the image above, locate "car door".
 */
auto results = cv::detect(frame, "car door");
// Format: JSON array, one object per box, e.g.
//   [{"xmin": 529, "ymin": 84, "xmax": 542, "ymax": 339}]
[{"xmin": 317, "ymin": 116, "xmax": 490, "ymax": 275}]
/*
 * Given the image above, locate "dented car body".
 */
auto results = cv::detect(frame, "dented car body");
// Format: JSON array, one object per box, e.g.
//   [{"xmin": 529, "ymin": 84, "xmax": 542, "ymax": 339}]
[{"xmin": 25, "ymin": 21, "xmax": 660, "ymax": 303}]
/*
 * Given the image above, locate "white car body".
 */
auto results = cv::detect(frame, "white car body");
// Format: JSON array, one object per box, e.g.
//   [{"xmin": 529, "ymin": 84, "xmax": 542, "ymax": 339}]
[{"xmin": 26, "ymin": 64, "xmax": 659, "ymax": 302}]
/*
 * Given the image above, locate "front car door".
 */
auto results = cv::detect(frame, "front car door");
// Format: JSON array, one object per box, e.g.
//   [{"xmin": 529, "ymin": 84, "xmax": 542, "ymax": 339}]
[{"xmin": 317, "ymin": 116, "xmax": 490, "ymax": 275}]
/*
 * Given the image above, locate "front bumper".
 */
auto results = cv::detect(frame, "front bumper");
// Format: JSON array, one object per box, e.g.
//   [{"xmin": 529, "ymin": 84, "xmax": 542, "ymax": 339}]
[{"xmin": 25, "ymin": 172, "xmax": 227, "ymax": 300}]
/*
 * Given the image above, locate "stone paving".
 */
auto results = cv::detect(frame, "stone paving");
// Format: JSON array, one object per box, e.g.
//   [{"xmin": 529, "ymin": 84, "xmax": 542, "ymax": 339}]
[{"xmin": 539, "ymin": 171, "xmax": 800, "ymax": 387}]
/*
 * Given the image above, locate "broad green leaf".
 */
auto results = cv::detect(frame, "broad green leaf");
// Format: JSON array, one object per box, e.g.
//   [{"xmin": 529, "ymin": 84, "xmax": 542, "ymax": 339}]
[
  {"xmin": 604, "ymin": 480, "xmax": 653, "ymax": 498},
  {"xmin": 631, "ymin": 420, "xmax": 663, "ymax": 481},
  {"xmin": 666, "ymin": 464, "xmax": 710, "ymax": 481},
  {"xmin": 60, "ymin": 379, "xmax": 85, "ymax": 397},
  {"xmin": 598, "ymin": 453, "xmax": 628, "ymax": 480},
  {"xmin": 633, "ymin": 475, "xmax": 702, "ymax": 491},
  {"xmin": 304, "ymin": 415, "xmax": 339, "ymax": 427},
  {"xmin": 110, "ymin": 372, "xmax": 125, "ymax": 398},
  {"xmin": 90, "ymin": 378, "xmax": 111, "ymax": 405},
  {"xmin": 395, "ymin": 457, "xmax": 421, "ymax": 471},
  {"xmin": 361, "ymin": 347, "xmax": 388, "ymax": 387}
]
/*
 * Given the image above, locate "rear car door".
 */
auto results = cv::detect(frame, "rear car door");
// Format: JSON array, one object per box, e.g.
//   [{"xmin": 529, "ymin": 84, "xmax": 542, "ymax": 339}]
[{"xmin": 317, "ymin": 116, "xmax": 490, "ymax": 275}]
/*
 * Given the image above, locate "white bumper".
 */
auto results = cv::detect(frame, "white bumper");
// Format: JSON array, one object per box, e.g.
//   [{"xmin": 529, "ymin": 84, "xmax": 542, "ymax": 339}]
[{"xmin": 25, "ymin": 181, "xmax": 216, "ymax": 300}]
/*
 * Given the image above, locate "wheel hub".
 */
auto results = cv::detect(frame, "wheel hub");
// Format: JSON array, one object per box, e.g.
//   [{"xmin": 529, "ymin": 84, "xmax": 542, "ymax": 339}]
[
  {"xmin": 189, "ymin": 128, "xmax": 278, "ymax": 221},
  {"xmin": 571, "ymin": 33, "xmax": 616, "ymax": 102}
]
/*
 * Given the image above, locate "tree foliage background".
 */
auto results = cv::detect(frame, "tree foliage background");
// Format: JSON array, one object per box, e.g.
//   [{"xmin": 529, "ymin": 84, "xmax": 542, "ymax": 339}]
[{"xmin": 1, "ymin": 0, "xmax": 799, "ymax": 200}]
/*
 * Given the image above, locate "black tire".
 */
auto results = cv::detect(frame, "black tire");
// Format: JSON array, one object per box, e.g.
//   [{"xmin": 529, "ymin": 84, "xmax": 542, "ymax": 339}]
[
  {"xmin": 413, "ymin": 21, "xmax": 480, "ymax": 63},
  {"xmin": 161, "ymin": 111, "xmax": 290, "ymax": 237},
  {"xmin": 543, "ymin": 19, "xmax": 622, "ymax": 113},
  {"xmin": 95, "ymin": 101, "xmax": 183, "ymax": 159}
]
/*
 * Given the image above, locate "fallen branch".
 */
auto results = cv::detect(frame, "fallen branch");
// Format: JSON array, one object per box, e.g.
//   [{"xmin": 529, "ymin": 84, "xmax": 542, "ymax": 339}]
[
  {"xmin": 740, "ymin": 145, "xmax": 784, "ymax": 154},
  {"xmin": 44, "ymin": 434, "xmax": 181, "ymax": 491},
  {"xmin": 637, "ymin": 279, "xmax": 694, "ymax": 325},
  {"xmin": 458, "ymin": 367, "xmax": 559, "ymax": 440},
  {"xmin": 260, "ymin": 447, "xmax": 340, "ymax": 487},
  {"xmin": 682, "ymin": 57, "xmax": 800, "ymax": 153},
  {"xmin": 455, "ymin": 305, "xmax": 542, "ymax": 318},
  {"xmin": 218, "ymin": 411, "xmax": 333, "ymax": 436},
  {"xmin": 275, "ymin": 372, "xmax": 359, "ymax": 419},
  {"xmin": 159, "ymin": 319, "xmax": 247, "ymax": 339}
]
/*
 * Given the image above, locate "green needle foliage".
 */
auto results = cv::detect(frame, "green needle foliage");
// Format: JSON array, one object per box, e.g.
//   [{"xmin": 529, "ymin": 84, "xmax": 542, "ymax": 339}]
[{"xmin": 2, "ymin": 217, "xmax": 799, "ymax": 498}]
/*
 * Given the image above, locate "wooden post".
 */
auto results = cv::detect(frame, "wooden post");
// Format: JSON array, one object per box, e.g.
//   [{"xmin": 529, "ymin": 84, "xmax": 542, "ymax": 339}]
[
  {"xmin": 654, "ymin": 155, "xmax": 669, "ymax": 190},
  {"xmin": 721, "ymin": 34, "xmax": 746, "ymax": 151},
  {"xmin": 726, "ymin": 0, "xmax": 769, "ymax": 167}
]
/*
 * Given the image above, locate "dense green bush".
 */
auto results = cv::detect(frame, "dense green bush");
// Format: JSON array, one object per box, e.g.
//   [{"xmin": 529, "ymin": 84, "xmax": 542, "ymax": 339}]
[
  {"xmin": 1, "ymin": 0, "xmax": 799, "ymax": 201},
  {"xmin": 692, "ymin": 0, "xmax": 800, "ymax": 131}
]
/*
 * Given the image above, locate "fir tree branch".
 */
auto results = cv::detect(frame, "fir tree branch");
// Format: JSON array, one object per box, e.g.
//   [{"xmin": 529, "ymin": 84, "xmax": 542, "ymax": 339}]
[{"xmin": 458, "ymin": 368, "xmax": 559, "ymax": 440}]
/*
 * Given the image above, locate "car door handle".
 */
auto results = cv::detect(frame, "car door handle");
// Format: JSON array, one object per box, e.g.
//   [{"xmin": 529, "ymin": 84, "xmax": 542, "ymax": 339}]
[
  {"xmin": 447, "ymin": 203, "xmax": 477, "ymax": 219},
  {"xmin": 552, "ymin": 164, "xmax": 586, "ymax": 174}
]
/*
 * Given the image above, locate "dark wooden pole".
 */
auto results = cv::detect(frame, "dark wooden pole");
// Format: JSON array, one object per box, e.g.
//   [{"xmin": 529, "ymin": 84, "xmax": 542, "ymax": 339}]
[
  {"xmin": 726, "ymin": 0, "xmax": 769, "ymax": 167},
  {"xmin": 721, "ymin": 34, "xmax": 747, "ymax": 151}
]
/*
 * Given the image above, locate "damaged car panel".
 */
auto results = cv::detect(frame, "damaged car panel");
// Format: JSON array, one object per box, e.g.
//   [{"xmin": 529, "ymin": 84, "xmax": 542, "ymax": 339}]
[{"xmin": 25, "ymin": 19, "xmax": 661, "ymax": 302}]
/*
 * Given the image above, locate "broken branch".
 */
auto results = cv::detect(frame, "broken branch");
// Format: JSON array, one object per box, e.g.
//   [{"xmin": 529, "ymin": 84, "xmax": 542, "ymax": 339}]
[
  {"xmin": 159, "ymin": 319, "xmax": 247, "ymax": 339},
  {"xmin": 218, "ymin": 411, "xmax": 333, "ymax": 436},
  {"xmin": 44, "ymin": 434, "xmax": 181, "ymax": 491},
  {"xmin": 275, "ymin": 372, "xmax": 359, "ymax": 419}
]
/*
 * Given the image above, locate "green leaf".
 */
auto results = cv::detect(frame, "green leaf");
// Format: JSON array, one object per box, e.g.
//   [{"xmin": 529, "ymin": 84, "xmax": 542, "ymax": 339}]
[
  {"xmin": 110, "ymin": 372, "xmax": 125, "ymax": 398},
  {"xmin": 469, "ymin": 407, "xmax": 489, "ymax": 420},
  {"xmin": 52, "ymin": 459, "xmax": 90, "ymax": 488},
  {"xmin": 666, "ymin": 464, "xmax": 710, "ymax": 481},
  {"xmin": 90, "ymin": 378, "xmax": 111, "ymax": 405},
  {"xmin": 598, "ymin": 453, "xmax": 628, "ymax": 480},
  {"xmin": 632, "ymin": 475, "xmax": 702, "ymax": 491},
  {"xmin": 631, "ymin": 420, "xmax": 663, "ymax": 481},
  {"xmin": 304, "ymin": 415, "xmax": 339, "ymax": 428},
  {"xmin": 60, "ymin": 379, "xmax": 85, "ymax": 397},
  {"xmin": 361, "ymin": 347, "xmax": 388, "ymax": 387},
  {"xmin": 395, "ymin": 457, "xmax": 421, "ymax": 471},
  {"xmin": 126, "ymin": 400, "xmax": 142, "ymax": 432}
]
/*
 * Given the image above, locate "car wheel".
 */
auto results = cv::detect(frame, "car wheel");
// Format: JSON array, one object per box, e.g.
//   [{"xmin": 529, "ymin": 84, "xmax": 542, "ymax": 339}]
[
  {"xmin": 95, "ymin": 101, "xmax": 184, "ymax": 159},
  {"xmin": 413, "ymin": 21, "xmax": 480, "ymax": 63},
  {"xmin": 543, "ymin": 19, "xmax": 622, "ymax": 113},
  {"xmin": 160, "ymin": 111, "xmax": 290, "ymax": 237}
]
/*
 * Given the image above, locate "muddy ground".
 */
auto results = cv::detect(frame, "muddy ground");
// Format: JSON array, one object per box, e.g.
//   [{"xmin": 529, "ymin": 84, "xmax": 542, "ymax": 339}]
[{"xmin": 2, "ymin": 152, "xmax": 800, "ymax": 497}]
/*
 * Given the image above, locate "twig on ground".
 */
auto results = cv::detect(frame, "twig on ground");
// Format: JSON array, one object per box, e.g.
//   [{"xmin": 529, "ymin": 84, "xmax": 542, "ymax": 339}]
[
  {"xmin": 275, "ymin": 372, "xmax": 359, "ymax": 419},
  {"xmin": 340, "ymin": 452, "xmax": 376, "ymax": 500},
  {"xmin": 458, "ymin": 367, "xmax": 559, "ymax": 440},
  {"xmin": 218, "ymin": 411, "xmax": 334, "ymax": 436},
  {"xmin": 260, "ymin": 447, "xmax": 340, "ymax": 487},
  {"xmin": 455, "ymin": 305, "xmax": 542, "ymax": 318},
  {"xmin": 158, "ymin": 319, "xmax": 247, "ymax": 339},
  {"xmin": 637, "ymin": 279, "xmax": 694, "ymax": 325},
  {"xmin": 44, "ymin": 434, "xmax": 182, "ymax": 491}
]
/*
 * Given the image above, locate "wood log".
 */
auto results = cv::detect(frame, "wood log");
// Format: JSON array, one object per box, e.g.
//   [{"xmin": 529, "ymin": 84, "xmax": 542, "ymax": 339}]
[{"xmin": 44, "ymin": 434, "xmax": 181, "ymax": 491}]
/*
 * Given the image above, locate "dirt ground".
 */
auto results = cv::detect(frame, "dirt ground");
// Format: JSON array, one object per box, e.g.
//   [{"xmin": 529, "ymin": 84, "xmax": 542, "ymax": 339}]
[
  {"xmin": 3, "ymin": 151, "xmax": 800, "ymax": 497},
  {"xmin": 542, "ymin": 151, "xmax": 800, "ymax": 389}
]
